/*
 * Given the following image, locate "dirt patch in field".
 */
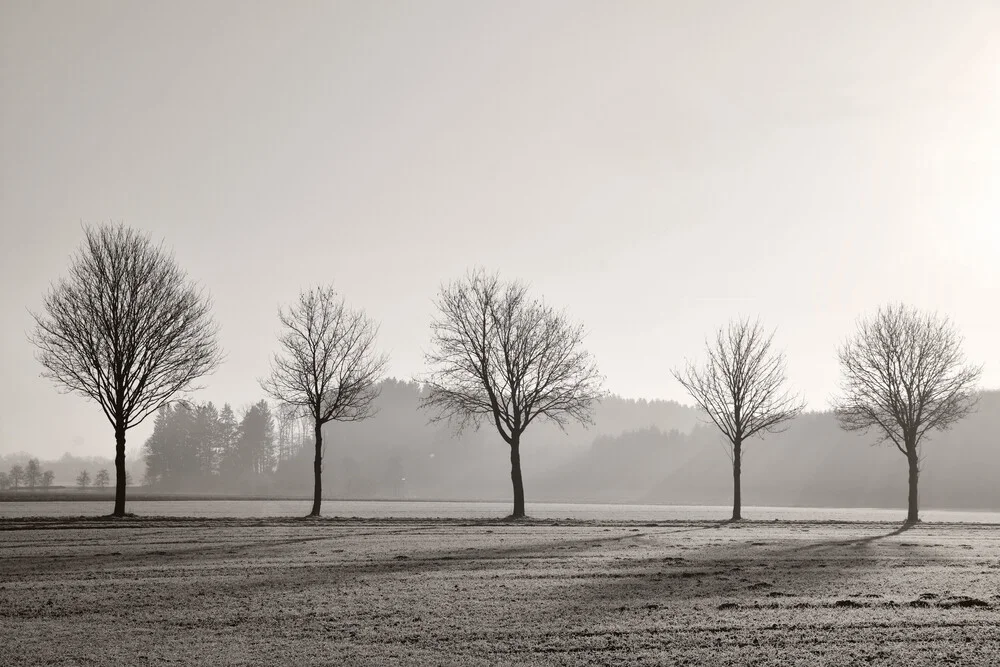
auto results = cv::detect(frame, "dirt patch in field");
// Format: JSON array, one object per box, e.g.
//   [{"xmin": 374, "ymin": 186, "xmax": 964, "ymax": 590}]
[{"xmin": 1, "ymin": 518, "xmax": 999, "ymax": 666}]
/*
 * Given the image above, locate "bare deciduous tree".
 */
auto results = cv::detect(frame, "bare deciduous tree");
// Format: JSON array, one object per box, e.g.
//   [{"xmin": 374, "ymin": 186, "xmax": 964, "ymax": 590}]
[
  {"xmin": 672, "ymin": 318, "xmax": 804, "ymax": 520},
  {"xmin": 261, "ymin": 285, "xmax": 388, "ymax": 517},
  {"xmin": 41, "ymin": 470, "xmax": 55, "ymax": 489},
  {"xmin": 31, "ymin": 223, "xmax": 222, "ymax": 516},
  {"xmin": 421, "ymin": 270, "xmax": 605, "ymax": 519},
  {"xmin": 834, "ymin": 304, "xmax": 981, "ymax": 524}
]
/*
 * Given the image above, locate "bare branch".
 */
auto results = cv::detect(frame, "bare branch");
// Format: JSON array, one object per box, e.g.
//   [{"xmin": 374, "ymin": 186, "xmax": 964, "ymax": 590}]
[
  {"xmin": 29, "ymin": 222, "xmax": 222, "ymax": 516},
  {"xmin": 30, "ymin": 222, "xmax": 223, "ymax": 432},
  {"xmin": 420, "ymin": 268, "xmax": 606, "ymax": 444},
  {"xmin": 260, "ymin": 285, "xmax": 388, "ymax": 427},
  {"xmin": 833, "ymin": 303, "xmax": 982, "ymax": 459},
  {"xmin": 671, "ymin": 317, "xmax": 804, "ymax": 454},
  {"xmin": 260, "ymin": 285, "xmax": 387, "ymax": 517}
]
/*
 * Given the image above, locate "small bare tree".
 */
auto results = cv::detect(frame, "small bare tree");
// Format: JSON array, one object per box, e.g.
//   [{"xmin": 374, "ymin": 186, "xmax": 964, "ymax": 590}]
[
  {"xmin": 261, "ymin": 285, "xmax": 388, "ymax": 517},
  {"xmin": 672, "ymin": 318, "xmax": 804, "ymax": 520},
  {"xmin": 421, "ymin": 270, "xmax": 604, "ymax": 519},
  {"xmin": 834, "ymin": 304, "xmax": 981, "ymax": 524},
  {"xmin": 41, "ymin": 470, "xmax": 55, "ymax": 489},
  {"xmin": 31, "ymin": 223, "xmax": 222, "ymax": 516}
]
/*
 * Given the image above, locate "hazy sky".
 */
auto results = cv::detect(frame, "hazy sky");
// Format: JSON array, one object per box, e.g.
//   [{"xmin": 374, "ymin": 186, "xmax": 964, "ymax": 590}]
[{"xmin": 2, "ymin": 1, "xmax": 998, "ymax": 459}]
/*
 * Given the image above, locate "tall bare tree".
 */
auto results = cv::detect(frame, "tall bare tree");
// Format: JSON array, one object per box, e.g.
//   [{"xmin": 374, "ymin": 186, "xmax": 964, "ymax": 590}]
[
  {"xmin": 261, "ymin": 285, "xmax": 388, "ymax": 517},
  {"xmin": 672, "ymin": 318, "xmax": 804, "ymax": 520},
  {"xmin": 834, "ymin": 304, "xmax": 981, "ymax": 524},
  {"xmin": 421, "ymin": 270, "xmax": 605, "ymax": 519},
  {"xmin": 30, "ymin": 223, "xmax": 222, "ymax": 516}
]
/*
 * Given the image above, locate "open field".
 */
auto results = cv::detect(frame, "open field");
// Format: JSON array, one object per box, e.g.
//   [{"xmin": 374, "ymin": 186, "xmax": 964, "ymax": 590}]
[
  {"xmin": 5, "ymin": 500, "xmax": 1000, "ymax": 523},
  {"xmin": 2, "ymin": 518, "xmax": 999, "ymax": 666}
]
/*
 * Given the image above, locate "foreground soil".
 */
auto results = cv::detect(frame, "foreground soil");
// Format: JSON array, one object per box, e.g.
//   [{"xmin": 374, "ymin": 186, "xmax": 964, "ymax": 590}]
[{"xmin": 1, "ymin": 517, "xmax": 999, "ymax": 666}]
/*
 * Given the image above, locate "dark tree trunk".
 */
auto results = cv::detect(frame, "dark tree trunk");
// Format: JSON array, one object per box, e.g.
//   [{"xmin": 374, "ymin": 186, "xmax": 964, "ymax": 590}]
[
  {"xmin": 113, "ymin": 426, "xmax": 127, "ymax": 517},
  {"xmin": 732, "ymin": 439, "xmax": 742, "ymax": 521},
  {"xmin": 510, "ymin": 438, "xmax": 525, "ymax": 519},
  {"xmin": 906, "ymin": 451, "xmax": 919, "ymax": 524},
  {"xmin": 310, "ymin": 421, "xmax": 323, "ymax": 517}
]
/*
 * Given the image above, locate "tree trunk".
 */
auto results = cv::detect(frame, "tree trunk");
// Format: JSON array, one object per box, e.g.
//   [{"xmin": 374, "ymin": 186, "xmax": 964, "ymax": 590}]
[
  {"xmin": 113, "ymin": 426, "xmax": 127, "ymax": 517},
  {"xmin": 732, "ymin": 439, "xmax": 742, "ymax": 521},
  {"xmin": 906, "ymin": 451, "xmax": 919, "ymax": 524},
  {"xmin": 310, "ymin": 421, "xmax": 323, "ymax": 517},
  {"xmin": 510, "ymin": 438, "xmax": 525, "ymax": 519}
]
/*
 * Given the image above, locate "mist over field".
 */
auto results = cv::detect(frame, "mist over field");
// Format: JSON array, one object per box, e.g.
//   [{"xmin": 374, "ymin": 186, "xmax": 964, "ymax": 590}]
[
  {"xmin": 6, "ymin": 382, "xmax": 997, "ymax": 512},
  {"xmin": 3, "ymin": 2, "xmax": 1000, "ymax": 664}
]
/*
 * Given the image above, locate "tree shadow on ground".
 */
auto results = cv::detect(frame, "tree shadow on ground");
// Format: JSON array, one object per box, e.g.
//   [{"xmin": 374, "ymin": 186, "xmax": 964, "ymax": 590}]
[
  {"xmin": 195, "ymin": 522, "xmax": 929, "ymax": 604},
  {"xmin": 1, "ymin": 518, "xmax": 936, "ymax": 615},
  {"xmin": 524, "ymin": 521, "xmax": 948, "ymax": 627},
  {"xmin": 774, "ymin": 521, "xmax": 914, "ymax": 554}
]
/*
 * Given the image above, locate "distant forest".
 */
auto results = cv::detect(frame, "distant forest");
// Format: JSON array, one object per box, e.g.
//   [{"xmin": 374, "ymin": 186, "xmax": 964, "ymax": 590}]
[{"xmin": 5, "ymin": 381, "xmax": 998, "ymax": 511}]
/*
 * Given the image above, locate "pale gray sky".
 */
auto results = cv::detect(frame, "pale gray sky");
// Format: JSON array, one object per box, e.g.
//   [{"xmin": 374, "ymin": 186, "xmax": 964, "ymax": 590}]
[{"xmin": 2, "ymin": 1, "xmax": 998, "ymax": 459}]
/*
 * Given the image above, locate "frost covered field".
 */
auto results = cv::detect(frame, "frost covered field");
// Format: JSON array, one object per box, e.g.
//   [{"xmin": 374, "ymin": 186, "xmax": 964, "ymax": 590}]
[{"xmin": 2, "ymin": 518, "xmax": 999, "ymax": 666}]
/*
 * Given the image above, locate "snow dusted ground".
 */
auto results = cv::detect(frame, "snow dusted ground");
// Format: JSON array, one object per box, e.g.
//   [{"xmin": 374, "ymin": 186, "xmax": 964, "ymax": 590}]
[{"xmin": 1, "ymin": 517, "xmax": 999, "ymax": 665}]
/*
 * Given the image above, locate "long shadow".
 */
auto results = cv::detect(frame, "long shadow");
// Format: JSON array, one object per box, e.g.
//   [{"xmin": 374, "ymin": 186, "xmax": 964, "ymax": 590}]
[
  {"xmin": 3, "ymin": 519, "xmax": 910, "ymax": 580},
  {"xmin": 523, "ymin": 521, "xmax": 948, "ymax": 630},
  {"xmin": 0, "ymin": 521, "xmax": 653, "ymax": 580},
  {"xmin": 777, "ymin": 521, "xmax": 914, "ymax": 554},
  {"xmin": 49, "ymin": 529, "xmax": 656, "ymax": 619},
  {"xmin": 660, "ymin": 518, "xmax": 740, "ymax": 535},
  {"xmin": 2, "ymin": 515, "xmax": 733, "ymax": 574},
  {"xmin": 0, "ymin": 524, "xmax": 441, "ymax": 576},
  {"xmin": 0, "ymin": 518, "xmax": 932, "ymax": 606},
  {"xmin": 4, "ymin": 519, "xmax": 968, "ymax": 636},
  {"xmin": 198, "ymin": 521, "xmax": 920, "ymax": 602}
]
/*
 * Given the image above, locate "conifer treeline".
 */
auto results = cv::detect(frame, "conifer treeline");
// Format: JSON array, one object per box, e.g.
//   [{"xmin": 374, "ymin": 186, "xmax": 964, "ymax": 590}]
[
  {"xmin": 134, "ymin": 381, "xmax": 999, "ymax": 510},
  {"xmin": 141, "ymin": 400, "xmax": 308, "ymax": 492},
  {"xmin": 138, "ymin": 379, "xmax": 699, "ymax": 497}
]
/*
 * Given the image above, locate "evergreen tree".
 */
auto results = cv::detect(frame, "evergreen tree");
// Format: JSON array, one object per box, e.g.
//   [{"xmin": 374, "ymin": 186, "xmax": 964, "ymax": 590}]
[
  {"xmin": 237, "ymin": 401, "xmax": 276, "ymax": 476},
  {"xmin": 217, "ymin": 403, "xmax": 239, "ymax": 481},
  {"xmin": 172, "ymin": 404, "xmax": 198, "ymax": 484},
  {"xmin": 142, "ymin": 405, "xmax": 175, "ymax": 487},
  {"xmin": 190, "ymin": 402, "xmax": 221, "ymax": 480}
]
